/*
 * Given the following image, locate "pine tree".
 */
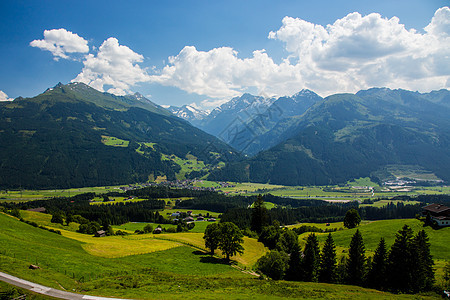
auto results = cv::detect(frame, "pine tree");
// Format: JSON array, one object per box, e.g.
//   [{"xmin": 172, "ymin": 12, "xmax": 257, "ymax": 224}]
[
  {"xmin": 301, "ymin": 233, "xmax": 320, "ymax": 282},
  {"xmin": 367, "ymin": 237, "xmax": 388, "ymax": 290},
  {"xmin": 285, "ymin": 246, "xmax": 302, "ymax": 281},
  {"xmin": 319, "ymin": 233, "xmax": 337, "ymax": 283},
  {"xmin": 346, "ymin": 229, "xmax": 366, "ymax": 286},
  {"xmin": 277, "ymin": 229, "xmax": 299, "ymax": 255},
  {"xmin": 387, "ymin": 225, "xmax": 414, "ymax": 292},
  {"xmin": 251, "ymin": 194, "xmax": 268, "ymax": 234},
  {"xmin": 411, "ymin": 230, "xmax": 435, "ymax": 292}
]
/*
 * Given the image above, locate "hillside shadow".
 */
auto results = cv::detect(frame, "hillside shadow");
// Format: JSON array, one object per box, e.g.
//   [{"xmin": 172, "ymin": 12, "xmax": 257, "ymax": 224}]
[
  {"xmin": 199, "ymin": 256, "xmax": 229, "ymax": 265},
  {"xmin": 192, "ymin": 250, "xmax": 229, "ymax": 265}
]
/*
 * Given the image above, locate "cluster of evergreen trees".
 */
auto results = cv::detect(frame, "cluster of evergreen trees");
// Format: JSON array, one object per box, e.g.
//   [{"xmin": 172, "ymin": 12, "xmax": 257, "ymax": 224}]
[
  {"xmin": 255, "ymin": 226, "xmax": 435, "ymax": 293},
  {"xmin": 250, "ymin": 195, "xmax": 435, "ymax": 293}
]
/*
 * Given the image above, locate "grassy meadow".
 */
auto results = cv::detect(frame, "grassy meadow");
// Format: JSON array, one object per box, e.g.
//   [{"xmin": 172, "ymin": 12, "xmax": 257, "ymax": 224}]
[
  {"xmin": 1, "ymin": 179, "xmax": 449, "ymax": 299},
  {"xmin": 295, "ymin": 218, "xmax": 450, "ymax": 281},
  {"xmin": 1, "ymin": 211, "xmax": 448, "ymax": 299},
  {"xmin": 1, "ymin": 213, "xmax": 442, "ymax": 299}
]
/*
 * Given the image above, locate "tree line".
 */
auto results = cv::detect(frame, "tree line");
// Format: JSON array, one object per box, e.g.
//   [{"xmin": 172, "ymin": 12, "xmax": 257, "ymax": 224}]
[{"xmin": 220, "ymin": 201, "xmax": 424, "ymax": 228}]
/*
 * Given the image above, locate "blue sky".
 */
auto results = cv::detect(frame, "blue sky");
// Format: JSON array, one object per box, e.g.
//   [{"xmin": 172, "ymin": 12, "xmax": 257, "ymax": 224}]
[{"xmin": 0, "ymin": 0, "xmax": 449, "ymax": 108}]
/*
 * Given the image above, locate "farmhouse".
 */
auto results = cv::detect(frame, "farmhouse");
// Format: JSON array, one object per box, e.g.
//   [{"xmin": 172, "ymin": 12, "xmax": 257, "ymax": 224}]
[
  {"xmin": 422, "ymin": 203, "xmax": 450, "ymax": 227},
  {"xmin": 95, "ymin": 230, "xmax": 106, "ymax": 237}
]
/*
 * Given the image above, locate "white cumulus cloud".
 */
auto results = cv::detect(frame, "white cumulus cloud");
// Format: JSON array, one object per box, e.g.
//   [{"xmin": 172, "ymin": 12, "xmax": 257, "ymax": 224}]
[
  {"xmin": 30, "ymin": 28, "xmax": 89, "ymax": 60},
  {"xmin": 150, "ymin": 46, "xmax": 299, "ymax": 99},
  {"xmin": 151, "ymin": 7, "xmax": 450, "ymax": 100},
  {"xmin": 31, "ymin": 8, "xmax": 450, "ymax": 106},
  {"xmin": 268, "ymin": 7, "xmax": 450, "ymax": 95},
  {"xmin": 72, "ymin": 37, "xmax": 150, "ymax": 95},
  {"xmin": 0, "ymin": 90, "xmax": 13, "ymax": 101}
]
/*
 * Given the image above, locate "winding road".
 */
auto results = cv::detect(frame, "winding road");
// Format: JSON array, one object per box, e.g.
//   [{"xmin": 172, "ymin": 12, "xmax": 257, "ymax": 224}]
[{"xmin": 0, "ymin": 271, "xmax": 129, "ymax": 300}]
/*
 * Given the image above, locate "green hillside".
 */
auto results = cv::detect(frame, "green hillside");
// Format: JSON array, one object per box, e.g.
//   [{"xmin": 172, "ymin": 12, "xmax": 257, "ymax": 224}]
[
  {"xmin": 0, "ymin": 212, "xmax": 441, "ymax": 299},
  {"xmin": 0, "ymin": 83, "xmax": 239, "ymax": 189},
  {"xmin": 311, "ymin": 219, "xmax": 449, "ymax": 261}
]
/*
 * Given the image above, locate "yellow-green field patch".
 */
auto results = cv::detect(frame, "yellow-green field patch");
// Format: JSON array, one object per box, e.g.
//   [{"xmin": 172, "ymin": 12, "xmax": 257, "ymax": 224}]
[
  {"xmin": 155, "ymin": 233, "xmax": 267, "ymax": 267},
  {"xmin": 360, "ymin": 200, "xmax": 421, "ymax": 208},
  {"xmin": 55, "ymin": 228, "xmax": 181, "ymax": 258}
]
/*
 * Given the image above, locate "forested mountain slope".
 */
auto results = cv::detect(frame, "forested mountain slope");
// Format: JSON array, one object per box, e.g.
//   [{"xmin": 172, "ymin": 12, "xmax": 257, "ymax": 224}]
[
  {"xmin": 0, "ymin": 83, "xmax": 239, "ymax": 189},
  {"xmin": 209, "ymin": 88, "xmax": 450, "ymax": 185}
]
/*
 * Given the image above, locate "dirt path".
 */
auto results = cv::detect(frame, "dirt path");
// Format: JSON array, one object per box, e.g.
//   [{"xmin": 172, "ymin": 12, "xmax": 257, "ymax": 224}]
[{"xmin": 0, "ymin": 271, "xmax": 129, "ymax": 300}]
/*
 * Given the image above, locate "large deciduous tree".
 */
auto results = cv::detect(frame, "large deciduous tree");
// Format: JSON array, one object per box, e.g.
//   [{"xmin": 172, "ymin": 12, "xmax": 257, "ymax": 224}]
[
  {"xmin": 217, "ymin": 222, "xmax": 244, "ymax": 260},
  {"xmin": 203, "ymin": 222, "xmax": 221, "ymax": 255},
  {"xmin": 344, "ymin": 208, "xmax": 361, "ymax": 229},
  {"xmin": 256, "ymin": 250, "xmax": 289, "ymax": 280}
]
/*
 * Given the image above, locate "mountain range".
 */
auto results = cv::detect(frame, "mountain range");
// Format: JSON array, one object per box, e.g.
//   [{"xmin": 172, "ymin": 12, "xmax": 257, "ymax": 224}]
[
  {"xmin": 1, "ymin": 82, "xmax": 449, "ymax": 188},
  {"xmin": 0, "ymin": 83, "xmax": 238, "ymax": 189},
  {"xmin": 207, "ymin": 88, "xmax": 450, "ymax": 185}
]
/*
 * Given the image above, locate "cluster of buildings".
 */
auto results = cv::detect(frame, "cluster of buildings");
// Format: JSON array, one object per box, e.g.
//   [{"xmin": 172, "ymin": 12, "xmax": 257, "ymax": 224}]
[
  {"xmin": 170, "ymin": 211, "xmax": 217, "ymax": 223},
  {"xmin": 117, "ymin": 179, "xmax": 235, "ymax": 193}
]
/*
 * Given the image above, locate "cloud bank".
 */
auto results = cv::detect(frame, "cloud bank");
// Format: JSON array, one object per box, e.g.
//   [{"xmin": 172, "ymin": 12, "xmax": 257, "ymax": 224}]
[
  {"xmin": 30, "ymin": 29, "xmax": 89, "ymax": 60},
  {"xmin": 32, "ymin": 7, "xmax": 450, "ymax": 106}
]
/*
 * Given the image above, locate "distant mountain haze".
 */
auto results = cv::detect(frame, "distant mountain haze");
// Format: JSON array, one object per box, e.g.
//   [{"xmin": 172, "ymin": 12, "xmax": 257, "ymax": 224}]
[{"xmin": 207, "ymin": 88, "xmax": 450, "ymax": 185}]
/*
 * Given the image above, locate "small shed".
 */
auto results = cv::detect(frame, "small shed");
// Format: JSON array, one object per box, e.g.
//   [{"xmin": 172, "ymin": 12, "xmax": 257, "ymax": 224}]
[
  {"xmin": 153, "ymin": 227, "xmax": 162, "ymax": 234},
  {"xmin": 94, "ymin": 230, "xmax": 106, "ymax": 237},
  {"xmin": 196, "ymin": 216, "xmax": 204, "ymax": 221},
  {"xmin": 208, "ymin": 218, "xmax": 216, "ymax": 222}
]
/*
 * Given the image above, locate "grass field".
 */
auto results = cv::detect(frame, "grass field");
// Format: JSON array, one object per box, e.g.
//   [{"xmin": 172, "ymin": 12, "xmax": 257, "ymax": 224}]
[
  {"xmin": 0, "ymin": 281, "xmax": 54, "ymax": 300},
  {"xmin": 101, "ymin": 135, "xmax": 129, "ymax": 147},
  {"xmin": 162, "ymin": 153, "xmax": 207, "ymax": 180},
  {"xmin": 112, "ymin": 220, "xmax": 214, "ymax": 234},
  {"xmin": 0, "ymin": 186, "xmax": 124, "ymax": 202},
  {"xmin": 360, "ymin": 199, "xmax": 421, "ymax": 208},
  {"xmin": 57, "ymin": 229, "xmax": 181, "ymax": 258},
  {"xmin": 155, "ymin": 232, "xmax": 268, "ymax": 267},
  {"xmin": 294, "ymin": 218, "xmax": 450, "ymax": 281},
  {"xmin": 0, "ymin": 212, "xmax": 444, "ymax": 299}
]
